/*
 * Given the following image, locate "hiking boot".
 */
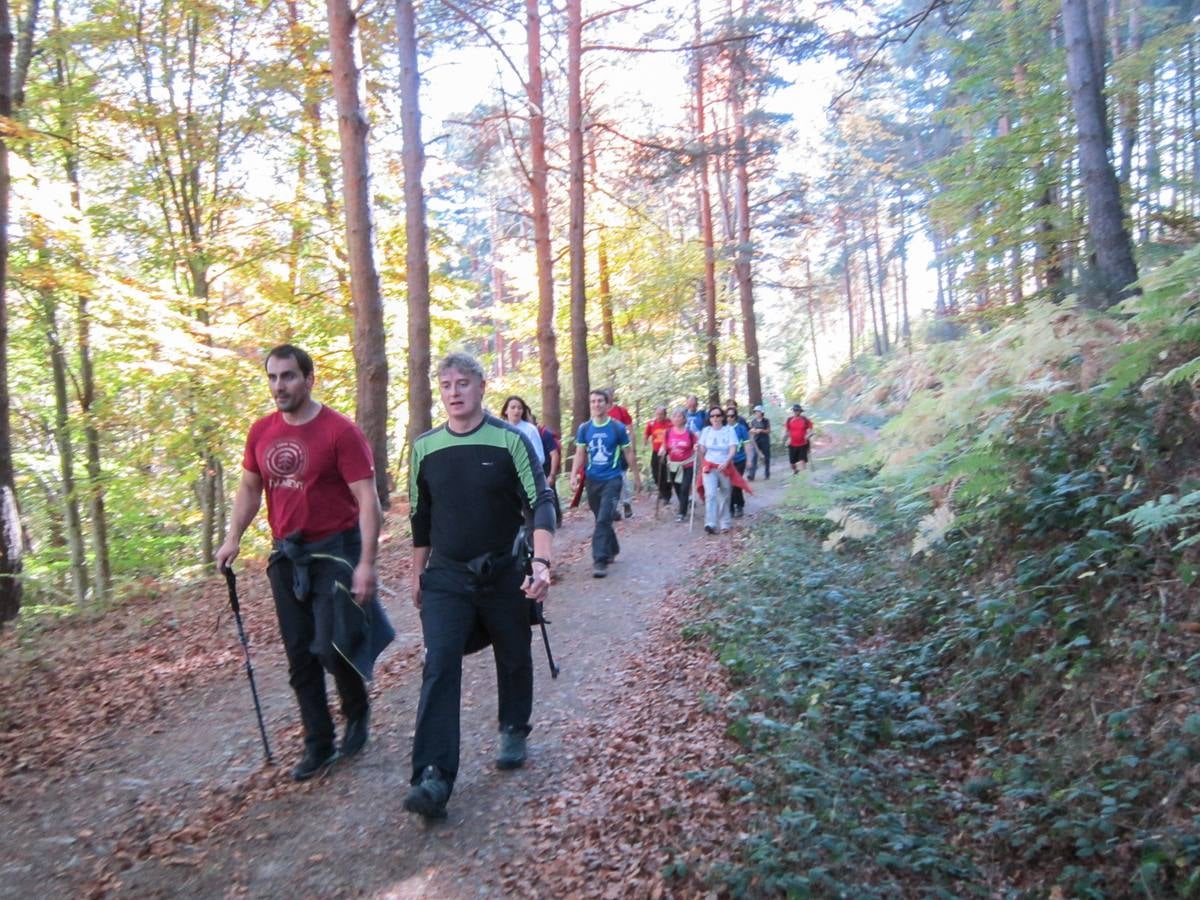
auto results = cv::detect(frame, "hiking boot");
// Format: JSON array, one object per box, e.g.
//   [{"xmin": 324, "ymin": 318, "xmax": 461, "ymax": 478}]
[
  {"xmin": 496, "ymin": 728, "xmax": 528, "ymax": 770},
  {"xmin": 704, "ymin": 525, "xmax": 716, "ymax": 535},
  {"xmin": 623, "ymin": 502, "xmax": 633, "ymax": 519},
  {"xmin": 404, "ymin": 765, "xmax": 450, "ymax": 820},
  {"xmin": 292, "ymin": 745, "xmax": 340, "ymax": 782},
  {"xmin": 675, "ymin": 513, "xmax": 685, "ymax": 522},
  {"xmin": 592, "ymin": 560, "xmax": 608, "ymax": 578},
  {"xmin": 340, "ymin": 705, "xmax": 370, "ymax": 757}
]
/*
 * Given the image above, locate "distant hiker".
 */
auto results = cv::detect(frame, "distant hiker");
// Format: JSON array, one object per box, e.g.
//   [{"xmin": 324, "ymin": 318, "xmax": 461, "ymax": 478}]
[
  {"xmin": 698, "ymin": 405, "xmax": 738, "ymax": 534},
  {"xmin": 664, "ymin": 407, "xmax": 698, "ymax": 521},
  {"xmin": 684, "ymin": 394, "xmax": 707, "ymax": 434},
  {"xmin": 747, "ymin": 405, "xmax": 771, "ymax": 480},
  {"xmin": 405, "ymin": 353, "xmax": 555, "ymax": 821},
  {"xmin": 644, "ymin": 405, "xmax": 673, "ymax": 509},
  {"xmin": 728, "ymin": 405, "xmax": 751, "ymax": 518},
  {"xmin": 501, "ymin": 395, "xmax": 546, "ymax": 469},
  {"xmin": 571, "ymin": 389, "xmax": 640, "ymax": 578},
  {"xmin": 785, "ymin": 403, "xmax": 815, "ymax": 473},
  {"xmin": 536, "ymin": 420, "xmax": 563, "ymax": 528},
  {"xmin": 606, "ymin": 388, "xmax": 636, "ymax": 519},
  {"xmin": 216, "ymin": 344, "xmax": 385, "ymax": 782}
]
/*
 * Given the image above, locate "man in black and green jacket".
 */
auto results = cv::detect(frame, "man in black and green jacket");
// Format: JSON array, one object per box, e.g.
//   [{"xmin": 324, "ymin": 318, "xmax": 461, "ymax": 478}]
[{"xmin": 404, "ymin": 351, "xmax": 556, "ymax": 821}]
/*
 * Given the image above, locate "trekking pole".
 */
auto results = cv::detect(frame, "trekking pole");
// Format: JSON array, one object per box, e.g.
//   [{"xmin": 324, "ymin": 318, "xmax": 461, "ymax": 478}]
[
  {"xmin": 534, "ymin": 601, "xmax": 560, "ymax": 679},
  {"xmin": 221, "ymin": 566, "xmax": 274, "ymax": 765},
  {"xmin": 688, "ymin": 445, "xmax": 699, "ymax": 533}
]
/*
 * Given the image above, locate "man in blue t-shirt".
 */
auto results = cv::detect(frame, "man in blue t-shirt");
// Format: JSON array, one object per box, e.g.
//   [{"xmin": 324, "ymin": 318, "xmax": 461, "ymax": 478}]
[{"xmin": 570, "ymin": 390, "xmax": 641, "ymax": 578}]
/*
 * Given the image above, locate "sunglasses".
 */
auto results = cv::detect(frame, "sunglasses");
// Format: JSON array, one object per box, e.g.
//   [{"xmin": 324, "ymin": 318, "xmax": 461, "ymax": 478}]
[{"xmin": 710, "ymin": 412, "xmax": 725, "ymax": 418}]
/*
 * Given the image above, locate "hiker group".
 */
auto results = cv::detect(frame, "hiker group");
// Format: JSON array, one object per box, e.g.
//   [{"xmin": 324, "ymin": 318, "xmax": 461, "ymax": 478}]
[
  {"xmin": 216, "ymin": 344, "xmax": 815, "ymax": 823},
  {"xmin": 571, "ymin": 390, "xmax": 814, "ymax": 576}
]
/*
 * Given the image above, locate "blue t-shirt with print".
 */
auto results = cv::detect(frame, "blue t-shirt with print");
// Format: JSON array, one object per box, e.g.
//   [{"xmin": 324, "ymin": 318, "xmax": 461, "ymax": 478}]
[{"xmin": 576, "ymin": 418, "xmax": 629, "ymax": 482}]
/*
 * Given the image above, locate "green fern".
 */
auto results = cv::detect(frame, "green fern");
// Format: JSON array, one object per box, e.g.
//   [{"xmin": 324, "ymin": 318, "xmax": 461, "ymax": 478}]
[{"xmin": 1109, "ymin": 491, "xmax": 1200, "ymax": 538}]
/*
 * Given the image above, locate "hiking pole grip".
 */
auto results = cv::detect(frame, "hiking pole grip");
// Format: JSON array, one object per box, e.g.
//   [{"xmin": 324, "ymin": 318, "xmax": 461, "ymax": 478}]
[{"xmin": 222, "ymin": 566, "xmax": 275, "ymax": 766}]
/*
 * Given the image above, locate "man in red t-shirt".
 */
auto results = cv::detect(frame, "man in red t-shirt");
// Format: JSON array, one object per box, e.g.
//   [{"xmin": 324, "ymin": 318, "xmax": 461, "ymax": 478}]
[
  {"xmin": 785, "ymin": 403, "xmax": 815, "ymax": 473},
  {"xmin": 216, "ymin": 345, "xmax": 384, "ymax": 782}
]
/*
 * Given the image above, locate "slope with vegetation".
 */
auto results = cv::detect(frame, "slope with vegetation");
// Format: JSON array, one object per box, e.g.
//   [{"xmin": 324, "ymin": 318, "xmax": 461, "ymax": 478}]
[{"xmin": 697, "ymin": 253, "xmax": 1200, "ymax": 896}]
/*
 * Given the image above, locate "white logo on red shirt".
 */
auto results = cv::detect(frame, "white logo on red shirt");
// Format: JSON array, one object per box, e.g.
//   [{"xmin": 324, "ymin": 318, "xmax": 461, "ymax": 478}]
[{"xmin": 265, "ymin": 439, "xmax": 306, "ymax": 490}]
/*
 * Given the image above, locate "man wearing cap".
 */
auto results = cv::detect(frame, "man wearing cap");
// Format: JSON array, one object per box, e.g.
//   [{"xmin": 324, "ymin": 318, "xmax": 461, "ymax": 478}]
[
  {"xmin": 785, "ymin": 404, "xmax": 815, "ymax": 474},
  {"xmin": 747, "ymin": 405, "xmax": 771, "ymax": 480}
]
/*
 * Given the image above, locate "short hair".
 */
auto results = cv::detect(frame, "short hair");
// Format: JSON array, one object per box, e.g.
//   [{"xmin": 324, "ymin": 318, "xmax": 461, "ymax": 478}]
[
  {"xmin": 501, "ymin": 395, "xmax": 532, "ymax": 422},
  {"xmin": 265, "ymin": 344, "xmax": 313, "ymax": 378},
  {"xmin": 437, "ymin": 351, "xmax": 485, "ymax": 382},
  {"xmin": 672, "ymin": 406, "xmax": 687, "ymax": 418},
  {"xmin": 589, "ymin": 389, "xmax": 609, "ymax": 402},
  {"xmin": 655, "ymin": 405, "xmax": 667, "ymax": 414}
]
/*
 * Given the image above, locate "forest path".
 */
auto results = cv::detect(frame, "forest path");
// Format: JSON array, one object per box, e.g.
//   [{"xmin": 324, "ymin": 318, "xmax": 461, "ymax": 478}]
[{"xmin": 1, "ymin": 424, "xmax": 857, "ymax": 898}]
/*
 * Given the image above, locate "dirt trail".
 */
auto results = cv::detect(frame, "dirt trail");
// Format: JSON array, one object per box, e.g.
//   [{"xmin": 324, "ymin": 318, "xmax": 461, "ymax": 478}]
[{"xmin": 1, "ymin": 437, "xmax": 851, "ymax": 899}]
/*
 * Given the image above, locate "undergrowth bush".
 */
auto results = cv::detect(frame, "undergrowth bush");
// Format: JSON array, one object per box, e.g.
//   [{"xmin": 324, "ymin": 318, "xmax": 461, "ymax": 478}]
[{"xmin": 701, "ymin": 258, "xmax": 1200, "ymax": 896}]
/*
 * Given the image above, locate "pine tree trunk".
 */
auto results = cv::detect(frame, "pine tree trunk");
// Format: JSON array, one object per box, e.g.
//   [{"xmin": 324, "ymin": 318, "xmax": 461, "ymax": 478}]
[
  {"xmin": 396, "ymin": 0, "xmax": 432, "ymax": 450},
  {"xmin": 871, "ymin": 213, "xmax": 891, "ymax": 351},
  {"xmin": 730, "ymin": 12, "xmax": 762, "ymax": 408},
  {"xmin": 1062, "ymin": 0, "xmax": 1139, "ymax": 305},
  {"xmin": 526, "ymin": 0, "xmax": 562, "ymax": 436},
  {"xmin": 804, "ymin": 258, "xmax": 824, "ymax": 387},
  {"xmin": 860, "ymin": 224, "xmax": 883, "ymax": 356},
  {"xmin": 693, "ymin": 0, "xmax": 719, "ymax": 405},
  {"xmin": 565, "ymin": 0, "xmax": 585, "ymax": 439},
  {"xmin": 587, "ymin": 139, "xmax": 614, "ymax": 351},
  {"xmin": 328, "ymin": 0, "xmax": 390, "ymax": 503}
]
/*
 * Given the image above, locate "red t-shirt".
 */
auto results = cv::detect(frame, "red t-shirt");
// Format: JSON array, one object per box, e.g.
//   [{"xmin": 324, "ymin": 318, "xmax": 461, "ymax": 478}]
[
  {"xmin": 663, "ymin": 426, "xmax": 697, "ymax": 464},
  {"xmin": 644, "ymin": 418, "xmax": 672, "ymax": 453},
  {"xmin": 786, "ymin": 415, "xmax": 813, "ymax": 447},
  {"xmin": 243, "ymin": 405, "xmax": 375, "ymax": 541},
  {"xmin": 609, "ymin": 404, "xmax": 633, "ymax": 427}
]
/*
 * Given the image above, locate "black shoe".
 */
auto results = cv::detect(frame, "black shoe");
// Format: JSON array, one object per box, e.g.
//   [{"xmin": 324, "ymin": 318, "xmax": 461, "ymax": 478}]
[
  {"xmin": 593, "ymin": 560, "xmax": 608, "ymax": 578},
  {"xmin": 404, "ymin": 766, "xmax": 450, "ymax": 820},
  {"xmin": 704, "ymin": 525, "xmax": 716, "ymax": 535},
  {"xmin": 496, "ymin": 728, "xmax": 528, "ymax": 770},
  {"xmin": 623, "ymin": 502, "xmax": 633, "ymax": 518},
  {"xmin": 292, "ymin": 745, "xmax": 340, "ymax": 782},
  {"xmin": 341, "ymin": 705, "xmax": 370, "ymax": 757}
]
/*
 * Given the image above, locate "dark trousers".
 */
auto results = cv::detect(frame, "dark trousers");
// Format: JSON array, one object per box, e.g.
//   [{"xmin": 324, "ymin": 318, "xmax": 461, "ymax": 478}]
[
  {"xmin": 651, "ymin": 450, "xmax": 672, "ymax": 502},
  {"xmin": 267, "ymin": 533, "xmax": 368, "ymax": 755},
  {"xmin": 411, "ymin": 563, "xmax": 532, "ymax": 791},
  {"xmin": 586, "ymin": 477, "xmax": 623, "ymax": 563},
  {"xmin": 731, "ymin": 459, "xmax": 747, "ymax": 513},
  {"xmin": 672, "ymin": 465, "xmax": 693, "ymax": 515},
  {"xmin": 748, "ymin": 436, "xmax": 770, "ymax": 479}
]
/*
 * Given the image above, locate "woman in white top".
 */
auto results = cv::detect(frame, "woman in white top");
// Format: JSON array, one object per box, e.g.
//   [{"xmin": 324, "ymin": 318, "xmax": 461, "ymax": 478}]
[
  {"xmin": 697, "ymin": 405, "xmax": 737, "ymax": 533},
  {"xmin": 501, "ymin": 395, "xmax": 546, "ymax": 468}
]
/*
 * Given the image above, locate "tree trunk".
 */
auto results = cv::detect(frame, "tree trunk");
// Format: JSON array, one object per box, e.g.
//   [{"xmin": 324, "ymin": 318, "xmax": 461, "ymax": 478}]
[
  {"xmin": 526, "ymin": 0, "xmax": 562, "ymax": 436},
  {"xmin": 328, "ymin": 0, "xmax": 390, "ymax": 503},
  {"xmin": 841, "ymin": 232, "xmax": 856, "ymax": 364},
  {"xmin": 803, "ymin": 258, "xmax": 823, "ymax": 387},
  {"xmin": 730, "ymin": 12, "xmax": 762, "ymax": 408},
  {"xmin": 53, "ymin": 0, "xmax": 110, "ymax": 602},
  {"xmin": 693, "ymin": 0, "xmax": 719, "ymax": 405},
  {"xmin": 870, "ymin": 212, "xmax": 891, "ymax": 351},
  {"xmin": 40, "ymin": 291, "xmax": 88, "ymax": 606},
  {"xmin": 565, "ymin": 0, "xmax": 586, "ymax": 438},
  {"xmin": 586, "ymin": 142, "xmax": 613, "ymax": 355},
  {"xmin": 0, "ymin": 0, "xmax": 21, "ymax": 626},
  {"xmin": 396, "ymin": 0, "xmax": 432, "ymax": 453},
  {"xmin": 860, "ymin": 224, "xmax": 883, "ymax": 356},
  {"xmin": 1061, "ymin": 0, "xmax": 1139, "ymax": 305}
]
